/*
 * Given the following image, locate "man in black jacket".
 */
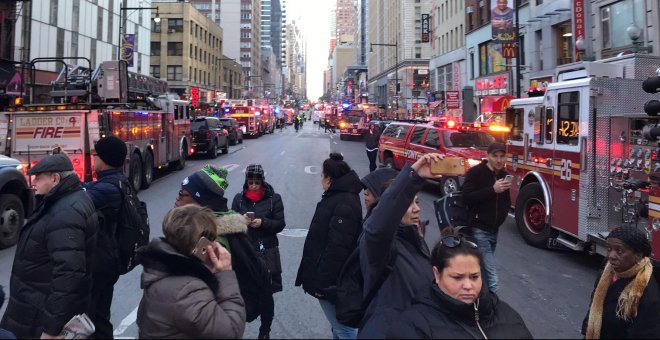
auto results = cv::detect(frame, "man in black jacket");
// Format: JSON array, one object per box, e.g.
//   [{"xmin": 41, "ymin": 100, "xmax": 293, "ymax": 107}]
[
  {"xmin": 83, "ymin": 136, "xmax": 128, "ymax": 338},
  {"xmin": 365, "ymin": 123, "xmax": 380, "ymax": 172},
  {"xmin": 461, "ymin": 142, "xmax": 511, "ymax": 293},
  {"xmin": 0, "ymin": 154, "xmax": 98, "ymax": 338}
]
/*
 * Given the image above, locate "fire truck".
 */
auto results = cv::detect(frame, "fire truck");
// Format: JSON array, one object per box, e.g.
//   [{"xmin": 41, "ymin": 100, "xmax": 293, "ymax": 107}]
[
  {"xmin": 338, "ymin": 109, "xmax": 368, "ymax": 140},
  {"xmin": 504, "ymin": 54, "xmax": 660, "ymax": 265},
  {"xmin": 258, "ymin": 106, "xmax": 276, "ymax": 134},
  {"xmin": 225, "ymin": 104, "xmax": 263, "ymax": 137},
  {"xmin": 0, "ymin": 59, "xmax": 191, "ymax": 192}
]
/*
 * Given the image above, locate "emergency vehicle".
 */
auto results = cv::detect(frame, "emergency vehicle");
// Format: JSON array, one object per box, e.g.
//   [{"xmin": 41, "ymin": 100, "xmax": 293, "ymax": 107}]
[
  {"xmin": 338, "ymin": 109, "xmax": 368, "ymax": 140},
  {"xmin": 504, "ymin": 54, "xmax": 660, "ymax": 264},
  {"xmin": 378, "ymin": 120, "xmax": 492, "ymax": 195},
  {"xmin": 0, "ymin": 60, "xmax": 191, "ymax": 192},
  {"xmin": 224, "ymin": 104, "xmax": 263, "ymax": 137},
  {"xmin": 258, "ymin": 106, "xmax": 276, "ymax": 134}
]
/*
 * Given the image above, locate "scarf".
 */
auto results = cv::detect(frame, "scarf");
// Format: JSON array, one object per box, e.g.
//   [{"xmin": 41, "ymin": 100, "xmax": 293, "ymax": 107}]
[
  {"xmin": 245, "ymin": 188, "xmax": 265, "ymax": 203},
  {"xmin": 585, "ymin": 257, "xmax": 653, "ymax": 339}
]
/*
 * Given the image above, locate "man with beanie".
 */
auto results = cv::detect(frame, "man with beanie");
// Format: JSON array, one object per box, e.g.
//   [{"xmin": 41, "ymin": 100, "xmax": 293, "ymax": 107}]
[
  {"xmin": 461, "ymin": 141, "xmax": 511, "ymax": 293},
  {"xmin": 83, "ymin": 135, "xmax": 129, "ymax": 338},
  {"xmin": 175, "ymin": 165, "xmax": 272, "ymax": 331},
  {"xmin": 1, "ymin": 154, "xmax": 98, "ymax": 338},
  {"xmin": 360, "ymin": 167, "xmax": 398, "ymax": 220}
]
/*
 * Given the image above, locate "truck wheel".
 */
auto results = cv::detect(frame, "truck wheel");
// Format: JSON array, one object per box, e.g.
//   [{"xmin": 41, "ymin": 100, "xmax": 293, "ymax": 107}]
[
  {"xmin": 229, "ymin": 134, "xmax": 237, "ymax": 146},
  {"xmin": 0, "ymin": 194, "xmax": 24, "ymax": 249},
  {"xmin": 222, "ymin": 139, "xmax": 229, "ymax": 154},
  {"xmin": 129, "ymin": 153, "xmax": 143, "ymax": 192},
  {"xmin": 384, "ymin": 155, "xmax": 394, "ymax": 169},
  {"xmin": 208, "ymin": 140, "xmax": 218, "ymax": 159},
  {"xmin": 239, "ymin": 135, "xmax": 243, "ymax": 144},
  {"xmin": 440, "ymin": 176, "xmax": 460, "ymax": 196},
  {"xmin": 171, "ymin": 144, "xmax": 187, "ymax": 170},
  {"xmin": 141, "ymin": 151, "xmax": 154, "ymax": 189},
  {"xmin": 515, "ymin": 183, "xmax": 553, "ymax": 248}
]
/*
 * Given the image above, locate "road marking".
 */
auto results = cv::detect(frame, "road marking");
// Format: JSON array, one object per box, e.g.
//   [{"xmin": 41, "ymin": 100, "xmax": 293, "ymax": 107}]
[
  {"xmin": 333, "ymin": 141, "xmax": 337, "ymax": 145},
  {"xmin": 304, "ymin": 165, "xmax": 321, "ymax": 174},
  {"xmin": 280, "ymin": 150, "xmax": 285, "ymax": 156},
  {"xmin": 222, "ymin": 164, "xmax": 240, "ymax": 172},
  {"xmin": 280, "ymin": 228, "xmax": 308, "ymax": 237},
  {"xmin": 113, "ymin": 305, "xmax": 139, "ymax": 336}
]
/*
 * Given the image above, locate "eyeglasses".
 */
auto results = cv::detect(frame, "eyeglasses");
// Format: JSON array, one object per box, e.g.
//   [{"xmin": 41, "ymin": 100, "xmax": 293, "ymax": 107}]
[
  {"xmin": 247, "ymin": 180, "xmax": 262, "ymax": 186},
  {"xmin": 440, "ymin": 236, "xmax": 478, "ymax": 249},
  {"xmin": 178, "ymin": 190, "xmax": 191, "ymax": 198}
]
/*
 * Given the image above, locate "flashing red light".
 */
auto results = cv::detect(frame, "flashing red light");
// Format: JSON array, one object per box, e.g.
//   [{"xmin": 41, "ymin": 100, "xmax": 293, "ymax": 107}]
[
  {"xmin": 190, "ymin": 147, "xmax": 195, "ymax": 154},
  {"xmin": 447, "ymin": 120, "xmax": 456, "ymax": 129},
  {"xmin": 473, "ymin": 122, "xmax": 481, "ymax": 128}
]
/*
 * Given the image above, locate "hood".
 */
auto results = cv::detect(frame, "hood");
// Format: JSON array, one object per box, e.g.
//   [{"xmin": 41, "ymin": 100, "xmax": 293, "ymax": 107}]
[
  {"xmin": 242, "ymin": 181, "xmax": 275, "ymax": 200},
  {"xmin": 137, "ymin": 238, "xmax": 219, "ymax": 294},
  {"xmin": 360, "ymin": 168, "xmax": 398, "ymax": 200},
  {"xmin": 326, "ymin": 170, "xmax": 362, "ymax": 195},
  {"xmin": 418, "ymin": 283, "xmax": 497, "ymax": 322},
  {"xmin": 444, "ymin": 148, "xmax": 488, "ymax": 161},
  {"xmin": 216, "ymin": 211, "xmax": 248, "ymax": 236}
]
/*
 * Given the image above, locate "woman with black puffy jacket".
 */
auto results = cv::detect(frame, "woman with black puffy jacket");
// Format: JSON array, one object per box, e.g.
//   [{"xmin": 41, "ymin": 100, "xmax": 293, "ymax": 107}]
[
  {"xmin": 231, "ymin": 164, "xmax": 286, "ymax": 339},
  {"xmin": 296, "ymin": 153, "xmax": 363, "ymax": 339}
]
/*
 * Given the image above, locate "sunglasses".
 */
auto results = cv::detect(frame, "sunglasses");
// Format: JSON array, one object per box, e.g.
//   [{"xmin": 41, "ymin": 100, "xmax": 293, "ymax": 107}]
[
  {"xmin": 247, "ymin": 180, "xmax": 262, "ymax": 185},
  {"xmin": 178, "ymin": 190, "xmax": 191, "ymax": 198},
  {"xmin": 441, "ymin": 236, "xmax": 478, "ymax": 249}
]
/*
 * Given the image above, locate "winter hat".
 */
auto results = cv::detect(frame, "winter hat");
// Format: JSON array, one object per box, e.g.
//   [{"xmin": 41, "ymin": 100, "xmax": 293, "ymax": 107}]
[
  {"xmin": 607, "ymin": 226, "xmax": 652, "ymax": 257},
  {"xmin": 245, "ymin": 164, "xmax": 265, "ymax": 181},
  {"xmin": 487, "ymin": 142, "xmax": 506, "ymax": 155},
  {"xmin": 361, "ymin": 168, "xmax": 398, "ymax": 199},
  {"xmin": 95, "ymin": 136, "xmax": 127, "ymax": 168},
  {"xmin": 181, "ymin": 165, "xmax": 230, "ymax": 212},
  {"xmin": 27, "ymin": 154, "xmax": 73, "ymax": 175}
]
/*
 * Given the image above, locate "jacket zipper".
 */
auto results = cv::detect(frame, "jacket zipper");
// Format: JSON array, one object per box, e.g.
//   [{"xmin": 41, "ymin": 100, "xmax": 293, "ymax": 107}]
[
  {"xmin": 494, "ymin": 173, "xmax": 499, "ymax": 227},
  {"xmin": 474, "ymin": 299, "xmax": 488, "ymax": 339}
]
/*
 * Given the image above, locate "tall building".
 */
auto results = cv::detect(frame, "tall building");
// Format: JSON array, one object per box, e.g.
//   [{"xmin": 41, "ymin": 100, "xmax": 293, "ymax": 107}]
[
  {"xmin": 260, "ymin": 0, "xmax": 285, "ymax": 97},
  {"xmin": 285, "ymin": 19, "xmax": 306, "ymax": 99},
  {"xmin": 189, "ymin": 0, "xmax": 222, "ymax": 25},
  {"xmin": 335, "ymin": 0, "xmax": 354, "ymax": 43},
  {"xmin": 354, "ymin": 0, "xmax": 368, "ymax": 66},
  {"xmin": 151, "ymin": 1, "xmax": 223, "ymax": 103},
  {"xmin": 11, "ymin": 0, "xmax": 153, "ymax": 86},
  {"xmin": 221, "ymin": 0, "xmax": 261, "ymax": 98}
]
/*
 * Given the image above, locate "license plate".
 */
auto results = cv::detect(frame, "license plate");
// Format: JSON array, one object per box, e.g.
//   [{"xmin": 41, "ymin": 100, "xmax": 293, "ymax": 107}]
[{"xmin": 352, "ymin": 129, "xmax": 357, "ymax": 133}]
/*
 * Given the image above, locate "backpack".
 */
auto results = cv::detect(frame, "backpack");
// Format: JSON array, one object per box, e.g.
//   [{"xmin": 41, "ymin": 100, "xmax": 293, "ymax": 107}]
[
  {"xmin": 335, "ymin": 246, "xmax": 397, "ymax": 328},
  {"xmin": 103, "ymin": 178, "xmax": 150, "ymax": 275},
  {"xmin": 226, "ymin": 233, "xmax": 272, "ymax": 322},
  {"xmin": 434, "ymin": 191, "xmax": 470, "ymax": 230}
]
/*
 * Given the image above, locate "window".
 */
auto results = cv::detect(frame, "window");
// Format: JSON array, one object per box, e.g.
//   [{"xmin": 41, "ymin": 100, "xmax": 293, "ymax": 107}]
[
  {"xmin": 168, "ymin": 18, "xmax": 184, "ymax": 32},
  {"xmin": 72, "ymin": 0, "xmax": 80, "ymax": 32},
  {"xmin": 410, "ymin": 127, "xmax": 426, "ymax": 144},
  {"xmin": 545, "ymin": 107, "xmax": 554, "ymax": 144},
  {"xmin": 383, "ymin": 124, "xmax": 410, "ymax": 139},
  {"xmin": 443, "ymin": 131, "xmax": 494, "ymax": 148},
  {"xmin": 190, "ymin": 44, "xmax": 193, "ymax": 57},
  {"xmin": 97, "ymin": 8, "xmax": 103, "ymax": 41},
  {"xmin": 556, "ymin": 91, "xmax": 580, "ymax": 145},
  {"xmin": 50, "ymin": 0, "xmax": 58, "ymax": 25},
  {"xmin": 71, "ymin": 32, "xmax": 79, "ymax": 57},
  {"xmin": 150, "ymin": 65, "xmax": 160, "ymax": 78},
  {"xmin": 168, "ymin": 42, "xmax": 183, "ymax": 56},
  {"xmin": 415, "ymin": 47, "xmax": 422, "ymax": 58},
  {"xmin": 167, "ymin": 66, "xmax": 183, "ymax": 81},
  {"xmin": 470, "ymin": 51, "xmax": 475, "ymax": 79},
  {"xmin": 90, "ymin": 39, "xmax": 97, "ymax": 68},
  {"xmin": 601, "ymin": 0, "xmax": 645, "ymax": 49},
  {"xmin": 424, "ymin": 129, "xmax": 440, "ymax": 148},
  {"xmin": 508, "ymin": 108, "xmax": 525, "ymax": 141},
  {"xmin": 152, "ymin": 20, "xmax": 161, "ymax": 33},
  {"xmin": 56, "ymin": 28, "xmax": 64, "ymax": 58},
  {"xmin": 151, "ymin": 42, "xmax": 160, "ymax": 56}
]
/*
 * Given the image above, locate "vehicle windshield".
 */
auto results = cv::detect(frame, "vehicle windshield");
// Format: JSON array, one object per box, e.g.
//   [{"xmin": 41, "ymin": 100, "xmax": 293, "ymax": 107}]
[
  {"xmin": 219, "ymin": 119, "xmax": 232, "ymax": 127},
  {"xmin": 344, "ymin": 115, "xmax": 362, "ymax": 123},
  {"xmin": 191, "ymin": 119, "xmax": 208, "ymax": 130},
  {"xmin": 442, "ymin": 130, "xmax": 494, "ymax": 148}
]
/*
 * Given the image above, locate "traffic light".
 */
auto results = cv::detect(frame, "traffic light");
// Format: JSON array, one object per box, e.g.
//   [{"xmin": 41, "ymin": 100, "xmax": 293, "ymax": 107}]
[{"xmin": 643, "ymin": 76, "xmax": 660, "ymax": 116}]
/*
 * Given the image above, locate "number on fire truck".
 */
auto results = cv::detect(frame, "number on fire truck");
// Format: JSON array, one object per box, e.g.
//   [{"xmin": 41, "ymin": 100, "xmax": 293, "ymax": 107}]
[{"xmin": 560, "ymin": 159, "xmax": 572, "ymax": 181}]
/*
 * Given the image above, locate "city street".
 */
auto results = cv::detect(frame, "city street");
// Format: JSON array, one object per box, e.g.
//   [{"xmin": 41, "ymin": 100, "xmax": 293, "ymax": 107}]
[{"xmin": 0, "ymin": 122, "xmax": 601, "ymax": 339}]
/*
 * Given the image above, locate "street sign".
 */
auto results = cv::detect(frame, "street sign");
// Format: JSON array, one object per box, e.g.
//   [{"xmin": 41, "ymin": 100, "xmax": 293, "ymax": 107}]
[{"xmin": 445, "ymin": 91, "xmax": 460, "ymax": 109}]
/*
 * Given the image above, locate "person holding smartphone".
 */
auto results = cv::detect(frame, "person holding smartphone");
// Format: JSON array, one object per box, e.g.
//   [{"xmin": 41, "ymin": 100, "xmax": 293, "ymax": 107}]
[
  {"xmin": 461, "ymin": 141, "xmax": 512, "ymax": 294},
  {"xmin": 136, "ymin": 204, "xmax": 246, "ymax": 338},
  {"xmin": 231, "ymin": 164, "xmax": 286, "ymax": 339}
]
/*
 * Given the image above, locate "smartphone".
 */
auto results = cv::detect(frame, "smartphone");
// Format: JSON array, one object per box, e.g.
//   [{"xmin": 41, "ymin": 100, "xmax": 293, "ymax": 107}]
[
  {"xmin": 503, "ymin": 175, "xmax": 514, "ymax": 182},
  {"xmin": 430, "ymin": 157, "xmax": 467, "ymax": 176},
  {"xmin": 246, "ymin": 212, "xmax": 255, "ymax": 220},
  {"xmin": 191, "ymin": 236, "xmax": 214, "ymax": 263},
  {"xmin": 52, "ymin": 146, "xmax": 62, "ymax": 154}
]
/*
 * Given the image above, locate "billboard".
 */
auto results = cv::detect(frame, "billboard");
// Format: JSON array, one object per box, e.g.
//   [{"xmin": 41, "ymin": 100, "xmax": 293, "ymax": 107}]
[
  {"xmin": 120, "ymin": 34, "xmax": 135, "ymax": 67},
  {"xmin": 491, "ymin": 0, "xmax": 516, "ymax": 43}
]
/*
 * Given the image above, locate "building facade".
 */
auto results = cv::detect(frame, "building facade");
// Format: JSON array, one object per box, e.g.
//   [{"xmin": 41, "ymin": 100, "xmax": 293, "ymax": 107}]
[
  {"xmin": 151, "ymin": 1, "xmax": 223, "ymax": 104},
  {"xmin": 285, "ymin": 19, "xmax": 306, "ymax": 99},
  {"xmin": 189, "ymin": 0, "xmax": 222, "ymax": 25}
]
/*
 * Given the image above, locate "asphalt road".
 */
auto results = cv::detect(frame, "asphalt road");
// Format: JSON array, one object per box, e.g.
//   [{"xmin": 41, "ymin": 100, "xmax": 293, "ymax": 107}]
[{"xmin": 0, "ymin": 122, "xmax": 602, "ymax": 338}]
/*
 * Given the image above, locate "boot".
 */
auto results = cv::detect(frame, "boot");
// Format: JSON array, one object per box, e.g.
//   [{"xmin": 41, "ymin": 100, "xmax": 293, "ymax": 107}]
[{"xmin": 258, "ymin": 322, "xmax": 271, "ymax": 339}]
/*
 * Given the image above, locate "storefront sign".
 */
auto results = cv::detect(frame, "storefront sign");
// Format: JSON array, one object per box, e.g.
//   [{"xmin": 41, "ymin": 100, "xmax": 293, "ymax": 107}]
[
  {"xmin": 452, "ymin": 62, "xmax": 460, "ymax": 91},
  {"xmin": 445, "ymin": 91, "xmax": 460, "ymax": 109},
  {"xmin": 502, "ymin": 43, "xmax": 517, "ymax": 58},
  {"xmin": 573, "ymin": 0, "xmax": 585, "ymax": 59},
  {"xmin": 190, "ymin": 87, "xmax": 200, "ymax": 107},
  {"xmin": 421, "ymin": 14, "xmax": 430, "ymax": 43},
  {"xmin": 475, "ymin": 73, "xmax": 511, "ymax": 97}
]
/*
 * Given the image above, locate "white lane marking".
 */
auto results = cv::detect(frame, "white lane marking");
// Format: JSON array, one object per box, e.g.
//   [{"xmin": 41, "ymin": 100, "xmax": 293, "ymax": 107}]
[
  {"xmin": 113, "ymin": 305, "xmax": 139, "ymax": 336},
  {"xmin": 222, "ymin": 163, "xmax": 240, "ymax": 172},
  {"xmin": 280, "ymin": 228, "xmax": 309, "ymax": 237},
  {"xmin": 304, "ymin": 165, "xmax": 321, "ymax": 174},
  {"xmin": 334, "ymin": 142, "xmax": 337, "ymax": 145},
  {"xmin": 280, "ymin": 150, "xmax": 285, "ymax": 156}
]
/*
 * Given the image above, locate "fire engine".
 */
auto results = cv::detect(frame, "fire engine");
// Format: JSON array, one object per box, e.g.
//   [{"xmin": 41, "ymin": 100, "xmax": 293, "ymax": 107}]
[
  {"xmin": 338, "ymin": 109, "xmax": 368, "ymax": 140},
  {"xmin": 504, "ymin": 54, "xmax": 660, "ymax": 265},
  {"xmin": 0, "ymin": 59, "xmax": 191, "ymax": 192},
  {"xmin": 224, "ymin": 103, "xmax": 263, "ymax": 137}
]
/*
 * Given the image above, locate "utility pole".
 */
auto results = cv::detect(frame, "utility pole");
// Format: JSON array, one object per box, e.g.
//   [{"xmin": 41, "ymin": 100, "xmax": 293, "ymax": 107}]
[{"xmin": 515, "ymin": 0, "xmax": 521, "ymax": 98}]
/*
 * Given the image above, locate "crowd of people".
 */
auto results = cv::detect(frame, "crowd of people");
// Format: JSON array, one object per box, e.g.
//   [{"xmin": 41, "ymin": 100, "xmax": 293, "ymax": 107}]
[{"xmin": 0, "ymin": 134, "xmax": 659, "ymax": 339}]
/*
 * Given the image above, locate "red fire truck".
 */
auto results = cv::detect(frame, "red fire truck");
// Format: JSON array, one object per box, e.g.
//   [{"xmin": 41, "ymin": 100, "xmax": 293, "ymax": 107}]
[
  {"xmin": 504, "ymin": 54, "xmax": 660, "ymax": 265},
  {"xmin": 226, "ymin": 105, "xmax": 263, "ymax": 137},
  {"xmin": 258, "ymin": 106, "xmax": 276, "ymax": 134},
  {"xmin": 0, "ymin": 60, "xmax": 191, "ymax": 192},
  {"xmin": 338, "ymin": 109, "xmax": 368, "ymax": 140}
]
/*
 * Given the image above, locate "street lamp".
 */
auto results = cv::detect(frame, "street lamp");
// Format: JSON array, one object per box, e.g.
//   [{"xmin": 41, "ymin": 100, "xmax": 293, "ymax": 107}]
[
  {"xmin": 370, "ymin": 40, "xmax": 398, "ymax": 111},
  {"xmin": 119, "ymin": 6, "xmax": 160, "ymax": 63},
  {"xmin": 627, "ymin": 23, "xmax": 652, "ymax": 53}
]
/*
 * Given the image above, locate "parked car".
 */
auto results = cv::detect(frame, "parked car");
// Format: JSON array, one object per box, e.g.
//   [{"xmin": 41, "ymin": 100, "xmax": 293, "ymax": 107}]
[
  {"xmin": 378, "ymin": 121, "xmax": 492, "ymax": 195},
  {"xmin": 0, "ymin": 155, "xmax": 34, "ymax": 249},
  {"xmin": 191, "ymin": 117, "xmax": 229, "ymax": 158},
  {"xmin": 219, "ymin": 117, "xmax": 244, "ymax": 145}
]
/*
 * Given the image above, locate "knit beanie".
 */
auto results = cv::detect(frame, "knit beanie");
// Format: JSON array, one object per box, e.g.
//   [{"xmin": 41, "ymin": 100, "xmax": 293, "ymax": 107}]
[
  {"xmin": 245, "ymin": 164, "xmax": 265, "ymax": 181},
  {"xmin": 607, "ymin": 226, "xmax": 652, "ymax": 257},
  {"xmin": 361, "ymin": 168, "xmax": 398, "ymax": 199},
  {"xmin": 181, "ymin": 165, "xmax": 230, "ymax": 212},
  {"xmin": 95, "ymin": 136, "xmax": 127, "ymax": 168}
]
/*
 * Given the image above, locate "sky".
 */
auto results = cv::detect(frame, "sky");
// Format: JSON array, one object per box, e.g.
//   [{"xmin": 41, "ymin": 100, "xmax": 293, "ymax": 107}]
[{"xmin": 286, "ymin": 0, "xmax": 332, "ymax": 100}]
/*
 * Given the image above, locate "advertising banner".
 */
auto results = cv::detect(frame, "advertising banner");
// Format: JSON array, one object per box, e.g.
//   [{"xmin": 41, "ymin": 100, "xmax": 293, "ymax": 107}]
[
  {"xmin": 121, "ymin": 34, "xmax": 135, "ymax": 67},
  {"xmin": 190, "ymin": 87, "xmax": 200, "ymax": 107},
  {"xmin": 573, "ymin": 0, "xmax": 586, "ymax": 60},
  {"xmin": 421, "ymin": 14, "xmax": 430, "ymax": 43},
  {"xmin": 491, "ymin": 0, "xmax": 516, "ymax": 43}
]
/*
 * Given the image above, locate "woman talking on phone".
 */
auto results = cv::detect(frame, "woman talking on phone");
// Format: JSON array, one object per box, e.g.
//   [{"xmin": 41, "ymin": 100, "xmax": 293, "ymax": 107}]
[
  {"xmin": 232, "ymin": 164, "xmax": 286, "ymax": 339},
  {"xmin": 136, "ymin": 204, "xmax": 246, "ymax": 338}
]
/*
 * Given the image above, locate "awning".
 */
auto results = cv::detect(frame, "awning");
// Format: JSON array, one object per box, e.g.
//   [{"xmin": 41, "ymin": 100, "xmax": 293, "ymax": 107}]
[
  {"xmin": 429, "ymin": 101, "xmax": 442, "ymax": 109},
  {"xmin": 479, "ymin": 95, "xmax": 515, "ymax": 114}
]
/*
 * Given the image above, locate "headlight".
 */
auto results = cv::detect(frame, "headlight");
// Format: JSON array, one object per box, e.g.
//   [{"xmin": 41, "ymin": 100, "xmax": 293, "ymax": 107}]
[
  {"xmin": 467, "ymin": 159, "xmax": 481, "ymax": 167},
  {"xmin": 15, "ymin": 164, "xmax": 23, "ymax": 171}
]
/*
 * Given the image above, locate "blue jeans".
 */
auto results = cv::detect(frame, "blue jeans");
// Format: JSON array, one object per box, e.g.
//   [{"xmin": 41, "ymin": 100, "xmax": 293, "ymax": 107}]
[
  {"xmin": 472, "ymin": 228, "xmax": 499, "ymax": 293},
  {"xmin": 318, "ymin": 299, "xmax": 357, "ymax": 339}
]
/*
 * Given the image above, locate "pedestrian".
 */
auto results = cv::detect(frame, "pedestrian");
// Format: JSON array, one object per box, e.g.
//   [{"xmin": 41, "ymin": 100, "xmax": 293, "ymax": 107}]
[
  {"xmin": 365, "ymin": 123, "xmax": 380, "ymax": 172},
  {"xmin": 582, "ymin": 226, "xmax": 660, "ymax": 339},
  {"xmin": 386, "ymin": 227, "xmax": 532, "ymax": 339},
  {"xmin": 175, "ymin": 165, "xmax": 272, "ymax": 330},
  {"xmin": 461, "ymin": 141, "xmax": 511, "ymax": 293},
  {"xmin": 83, "ymin": 136, "xmax": 128, "ymax": 339},
  {"xmin": 357, "ymin": 153, "xmax": 444, "ymax": 338},
  {"xmin": 294, "ymin": 116, "xmax": 300, "ymax": 132},
  {"xmin": 295, "ymin": 153, "xmax": 363, "ymax": 339},
  {"xmin": 136, "ymin": 204, "xmax": 246, "ymax": 338},
  {"xmin": 232, "ymin": 164, "xmax": 286, "ymax": 339},
  {"xmin": 360, "ymin": 167, "xmax": 398, "ymax": 221},
  {"xmin": 0, "ymin": 154, "xmax": 98, "ymax": 338}
]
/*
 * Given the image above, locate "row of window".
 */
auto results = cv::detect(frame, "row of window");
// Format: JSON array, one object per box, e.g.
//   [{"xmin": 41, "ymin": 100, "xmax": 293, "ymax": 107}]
[{"xmin": 508, "ymin": 91, "xmax": 580, "ymax": 146}]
